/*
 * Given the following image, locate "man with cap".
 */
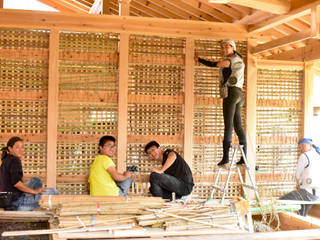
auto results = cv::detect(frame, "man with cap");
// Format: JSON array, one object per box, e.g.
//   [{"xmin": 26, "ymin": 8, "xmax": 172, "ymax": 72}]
[
  {"xmin": 195, "ymin": 39, "xmax": 247, "ymax": 166},
  {"xmin": 280, "ymin": 138, "xmax": 320, "ymax": 216}
]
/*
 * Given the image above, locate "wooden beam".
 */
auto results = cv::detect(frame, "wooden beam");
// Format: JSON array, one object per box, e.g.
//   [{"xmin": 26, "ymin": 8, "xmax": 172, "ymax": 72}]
[
  {"xmin": 0, "ymin": 0, "xmax": 3, "ymax": 9},
  {"xmin": 37, "ymin": 0, "xmax": 78, "ymax": 12},
  {"xmin": 117, "ymin": 32, "xmax": 129, "ymax": 173},
  {"xmin": 303, "ymin": 62, "xmax": 315, "ymax": 138},
  {"xmin": 0, "ymin": 9, "xmax": 248, "ymax": 39},
  {"xmin": 257, "ymin": 59, "xmax": 304, "ymax": 70},
  {"xmin": 184, "ymin": 38, "xmax": 194, "ymax": 168},
  {"xmin": 46, "ymin": 29, "xmax": 59, "ymax": 188},
  {"xmin": 248, "ymin": 0, "xmax": 320, "ymax": 34},
  {"xmin": 252, "ymin": 30, "xmax": 312, "ymax": 54},
  {"xmin": 278, "ymin": 211, "xmax": 320, "ymax": 230},
  {"xmin": 209, "ymin": 0, "xmax": 290, "ymax": 14},
  {"xmin": 266, "ymin": 38, "xmax": 320, "ymax": 61},
  {"xmin": 245, "ymin": 39, "xmax": 257, "ymax": 200},
  {"xmin": 311, "ymin": 5, "xmax": 320, "ymax": 36}
]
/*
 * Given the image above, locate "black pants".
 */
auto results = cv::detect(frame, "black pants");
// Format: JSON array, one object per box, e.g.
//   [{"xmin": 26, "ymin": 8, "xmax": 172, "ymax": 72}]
[
  {"xmin": 223, "ymin": 87, "xmax": 246, "ymax": 146},
  {"xmin": 149, "ymin": 172, "xmax": 192, "ymax": 200},
  {"xmin": 280, "ymin": 189, "xmax": 318, "ymax": 216}
]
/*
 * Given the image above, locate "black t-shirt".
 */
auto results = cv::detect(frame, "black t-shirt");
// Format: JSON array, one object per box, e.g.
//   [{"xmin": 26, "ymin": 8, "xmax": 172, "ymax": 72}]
[
  {"xmin": 162, "ymin": 149, "xmax": 194, "ymax": 190},
  {"xmin": 0, "ymin": 154, "xmax": 23, "ymax": 200}
]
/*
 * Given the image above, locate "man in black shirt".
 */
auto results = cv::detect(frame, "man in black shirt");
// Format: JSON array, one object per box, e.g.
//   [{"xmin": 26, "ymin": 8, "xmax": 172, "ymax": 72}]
[{"xmin": 145, "ymin": 141, "xmax": 194, "ymax": 200}]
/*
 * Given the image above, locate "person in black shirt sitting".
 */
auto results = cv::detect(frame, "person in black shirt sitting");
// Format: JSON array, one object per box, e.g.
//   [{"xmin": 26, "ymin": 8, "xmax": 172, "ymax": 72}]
[
  {"xmin": 0, "ymin": 136, "xmax": 57, "ymax": 211},
  {"xmin": 145, "ymin": 141, "xmax": 194, "ymax": 200}
]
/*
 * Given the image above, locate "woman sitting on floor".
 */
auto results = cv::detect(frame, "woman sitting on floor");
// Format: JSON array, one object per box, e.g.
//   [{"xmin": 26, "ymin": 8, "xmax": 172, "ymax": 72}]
[{"xmin": 0, "ymin": 136, "xmax": 58, "ymax": 211}]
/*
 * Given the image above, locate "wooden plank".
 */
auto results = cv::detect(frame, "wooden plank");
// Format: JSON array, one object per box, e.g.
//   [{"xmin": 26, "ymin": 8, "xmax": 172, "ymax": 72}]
[
  {"xmin": 0, "ymin": 211, "xmax": 50, "ymax": 221},
  {"xmin": 0, "ymin": 9, "xmax": 248, "ymax": 40},
  {"xmin": 47, "ymin": 29, "xmax": 59, "ymax": 188},
  {"xmin": 266, "ymin": 38, "xmax": 320, "ymax": 61},
  {"xmin": 248, "ymin": 0, "xmax": 320, "ymax": 34},
  {"xmin": 245, "ymin": 39, "xmax": 257, "ymax": 200},
  {"xmin": 193, "ymin": 136, "xmax": 239, "ymax": 144},
  {"xmin": 212, "ymin": 0, "xmax": 291, "ymax": 14},
  {"xmin": 129, "ymin": 54, "xmax": 184, "ymax": 65},
  {"xmin": 256, "ymin": 136, "xmax": 299, "ymax": 144},
  {"xmin": 128, "ymin": 94, "xmax": 184, "ymax": 104},
  {"xmin": 59, "ymin": 50, "xmax": 118, "ymax": 63},
  {"xmin": 303, "ymin": 62, "xmax": 315, "ymax": 138},
  {"xmin": 127, "ymin": 135, "xmax": 184, "ymax": 144},
  {"xmin": 0, "ymin": 91, "xmax": 48, "ymax": 101},
  {"xmin": 117, "ymin": 33, "xmax": 129, "ymax": 173},
  {"xmin": 257, "ymin": 99, "xmax": 303, "ymax": 108},
  {"xmin": 308, "ymin": 205, "xmax": 320, "ymax": 218},
  {"xmin": 311, "ymin": 5, "xmax": 320, "ymax": 36},
  {"xmin": 194, "ymin": 96, "xmax": 222, "ymax": 106},
  {"xmin": 0, "ymin": 133, "xmax": 46, "ymax": 143},
  {"xmin": 252, "ymin": 30, "xmax": 312, "ymax": 54},
  {"xmin": 59, "ymin": 91, "xmax": 118, "ymax": 103},
  {"xmin": 278, "ymin": 211, "xmax": 320, "ymax": 230},
  {"xmin": 257, "ymin": 59, "xmax": 304, "ymax": 70},
  {"xmin": 0, "ymin": 48, "xmax": 48, "ymax": 61},
  {"xmin": 184, "ymin": 38, "xmax": 194, "ymax": 167}
]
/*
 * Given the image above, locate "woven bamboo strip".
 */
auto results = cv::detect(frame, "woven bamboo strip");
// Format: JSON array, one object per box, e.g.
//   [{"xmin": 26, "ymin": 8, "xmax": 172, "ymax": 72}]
[
  {"xmin": 194, "ymin": 96, "xmax": 222, "ymax": 105},
  {"xmin": 60, "ymin": 51, "xmax": 118, "ymax": 63},
  {"xmin": 257, "ymin": 99, "xmax": 303, "ymax": 108},
  {"xmin": 0, "ymin": 90, "xmax": 48, "ymax": 101},
  {"xmin": 128, "ymin": 94, "xmax": 184, "ymax": 104},
  {"xmin": 129, "ymin": 54, "xmax": 184, "ymax": 65}
]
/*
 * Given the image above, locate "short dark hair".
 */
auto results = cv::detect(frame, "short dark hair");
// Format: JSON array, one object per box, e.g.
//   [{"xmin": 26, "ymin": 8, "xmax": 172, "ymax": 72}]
[
  {"xmin": 99, "ymin": 135, "xmax": 116, "ymax": 148},
  {"xmin": 145, "ymin": 141, "xmax": 160, "ymax": 153}
]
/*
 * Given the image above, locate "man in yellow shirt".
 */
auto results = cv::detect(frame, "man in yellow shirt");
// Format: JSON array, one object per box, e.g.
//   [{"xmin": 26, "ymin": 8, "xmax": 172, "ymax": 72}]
[{"xmin": 88, "ymin": 136, "xmax": 132, "ymax": 196}]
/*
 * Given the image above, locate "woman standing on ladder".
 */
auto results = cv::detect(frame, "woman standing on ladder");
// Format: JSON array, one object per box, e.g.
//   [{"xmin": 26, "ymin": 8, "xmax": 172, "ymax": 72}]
[{"xmin": 196, "ymin": 39, "xmax": 247, "ymax": 166}]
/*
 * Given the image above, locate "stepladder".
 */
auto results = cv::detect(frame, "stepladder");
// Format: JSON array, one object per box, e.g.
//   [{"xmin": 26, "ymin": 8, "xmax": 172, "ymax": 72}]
[{"xmin": 209, "ymin": 144, "xmax": 260, "ymax": 203}]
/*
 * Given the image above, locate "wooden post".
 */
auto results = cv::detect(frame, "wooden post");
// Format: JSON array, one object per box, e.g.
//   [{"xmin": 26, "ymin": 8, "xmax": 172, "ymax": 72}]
[
  {"xmin": 303, "ymin": 62, "xmax": 315, "ymax": 138},
  {"xmin": 0, "ymin": 0, "xmax": 3, "ymax": 9},
  {"xmin": 245, "ymin": 39, "xmax": 258, "ymax": 200},
  {"xmin": 103, "ymin": 0, "xmax": 110, "ymax": 15},
  {"xmin": 46, "ymin": 29, "xmax": 59, "ymax": 188},
  {"xmin": 119, "ymin": 0, "xmax": 130, "ymax": 16},
  {"xmin": 184, "ymin": 38, "xmax": 195, "ymax": 167}
]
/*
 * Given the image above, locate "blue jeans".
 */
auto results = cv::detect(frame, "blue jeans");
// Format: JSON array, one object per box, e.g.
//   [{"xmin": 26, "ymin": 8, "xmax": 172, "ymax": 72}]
[
  {"xmin": 12, "ymin": 177, "xmax": 59, "ymax": 211},
  {"xmin": 149, "ymin": 172, "xmax": 192, "ymax": 200},
  {"xmin": 117, "ymin": 177, "xmax": 133, "ymax": 196}
]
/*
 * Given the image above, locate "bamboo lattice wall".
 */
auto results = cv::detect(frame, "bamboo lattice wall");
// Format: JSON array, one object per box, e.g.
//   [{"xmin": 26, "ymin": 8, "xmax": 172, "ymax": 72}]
[
  {"xmin": 256, "ymin": 67, "xmax": 303, "ymax": 198},
  {"xmin": 0, "ymin": 26, "xmax": 305, "ymax": 199},
  {"xmin": 0, "ymin": 28, "xmax": 49, "ymax": 178}
]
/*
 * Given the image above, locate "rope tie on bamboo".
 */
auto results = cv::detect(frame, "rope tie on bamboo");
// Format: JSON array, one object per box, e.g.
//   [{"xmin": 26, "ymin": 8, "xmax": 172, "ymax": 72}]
[
  {"xmin": 125, "ymin": 195, "xmax": 128, "ymax": 202},
  {"xmin": 76, "ymin": 216, "xmax": 87, "ymax": 231},
  {"xmin": 91, "ymin": 215, "xmax": 94, "ymax": 227},
  {"xmin": 97, "ymin": 202, "xmax": 101, "ymax": 215}
]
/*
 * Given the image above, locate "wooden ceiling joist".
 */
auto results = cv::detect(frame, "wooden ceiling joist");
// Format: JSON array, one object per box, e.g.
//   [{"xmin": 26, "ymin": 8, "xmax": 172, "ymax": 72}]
[
  {"xmin": 248, "ymin": 0, "xmax": 320, "ymax": 34},
  {"xmin": 266, "ymin": 38, "xmax": 320, "ymax": 61},
  {"xmin": 252, "ymin": 29, "xmax": 312, "ymax": 54},
  {"xmin": 0, "ymin": 9, "xmax": 248, "ymax": 39},
  {"xmin": 209, "ymin": 0, "xmax": 290, "ymax": 14}
]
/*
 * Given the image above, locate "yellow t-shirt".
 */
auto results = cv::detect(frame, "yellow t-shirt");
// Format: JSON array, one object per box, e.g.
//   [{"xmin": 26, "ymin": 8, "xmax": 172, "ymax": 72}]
[{"xmin": 88, "ymin": 155, "xmax": 119, "ymax": 196}]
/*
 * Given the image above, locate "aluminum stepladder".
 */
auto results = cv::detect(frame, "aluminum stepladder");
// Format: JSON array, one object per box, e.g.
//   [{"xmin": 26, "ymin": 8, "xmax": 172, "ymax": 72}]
[{"xmin": 209, "ymin": 144, "xmax": 260, "ymax": 203}]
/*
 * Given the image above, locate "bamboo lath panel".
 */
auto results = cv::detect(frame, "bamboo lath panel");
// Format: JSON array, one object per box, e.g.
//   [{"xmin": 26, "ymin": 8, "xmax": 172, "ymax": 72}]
[
  {"xmin": 257, "ymin": 107, "xmax": 302, "ymax": 138},
  {"xmin": 128, "ymin": 64, "xmax": 184, "ymax": 96},
  {"xmin": 58, "ymin": 103, "xmax": 118, "ymax": 135},
  {"xmin": 59, "ymin": 62, "xmax": 118, "ymax": 92},
  {"xmin": 0, "ymin": 100, "xmax": 47, "ymax": 134},
  {"xmin": 257, "ymin": 69, "xmax": 303, "ymax": 101},
  {"xmin": 256, "ymin": 67, "xmax": 303, "ymax": 199},
  {"xmin": 193, "ymin": 182, "xmax": 242, "ymax": 200},
  {"xmin": 128, "ymin": 35, "xmax": 185, "ymax": 96},
  {"xmin": 128, "ymin": 103, "xmax": 183, "ymax": 136},
  {"xmin": 56, "ymin": 142, "xmax": 104, "ymax": 175},
  {"xmin": 0, "ymin": 59, "xmax": 48, "ymax": 91},
  {"xmin": 257, "ymin": 181, "xmax": 296, "ymax": 198},
  {"xmin": 192, "ymin": 144, "xmax": 222, "ymax": 174},
  {"xmin": 56, "ymin": 183, "xmax": 88, "ymax": 195},
  {"xmin": 193, "ymin": 105, "xmax": 224, "ymax": 136},
  {"xmin": 256, "ymin": 144, "xmax": 299, "ymax": 173},
  {"xmin": 59, "ymin": 32, "xmax": 119, "ymax": 52},
  {"xmin": 0, "ymin": 28, "xmax": 49, "ymax": 49}
]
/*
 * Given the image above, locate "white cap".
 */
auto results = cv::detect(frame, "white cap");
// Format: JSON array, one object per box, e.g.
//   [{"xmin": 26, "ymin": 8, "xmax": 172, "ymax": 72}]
[{"xmin": 221, "ymin": 39, "xmax": 236, "ymax": 51}]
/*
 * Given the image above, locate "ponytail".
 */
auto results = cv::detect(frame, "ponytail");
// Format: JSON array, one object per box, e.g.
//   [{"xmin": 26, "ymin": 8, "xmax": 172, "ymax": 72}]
[
  {"xmin": 1, "ymin": 147, "xmax": 8, "ymax": 161},
  {"xmin": 313, "ymin": 144, "xmax": 320, "ymax": 156}
]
